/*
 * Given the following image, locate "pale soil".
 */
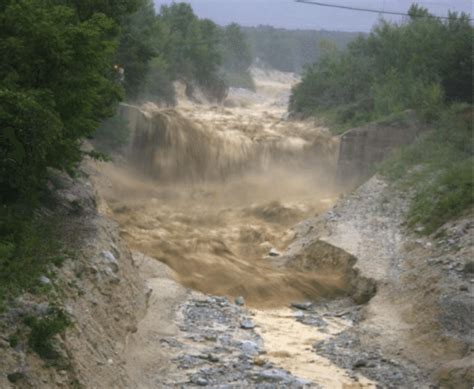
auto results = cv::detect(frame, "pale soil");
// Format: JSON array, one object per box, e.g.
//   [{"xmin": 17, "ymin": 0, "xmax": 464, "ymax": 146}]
[
  {"xmin": 286, "ymin": 176, "xmax": 473, "ymax": 388},
  {"xmin": 124, "ymin": 253, "xmax": 189, "ymax": 388}
]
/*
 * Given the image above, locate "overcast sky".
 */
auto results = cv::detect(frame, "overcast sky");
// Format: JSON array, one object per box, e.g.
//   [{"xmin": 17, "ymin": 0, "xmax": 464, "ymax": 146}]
[{"xmin": 153, "ymin": 0, "xmax": 472, "ymax": 32}]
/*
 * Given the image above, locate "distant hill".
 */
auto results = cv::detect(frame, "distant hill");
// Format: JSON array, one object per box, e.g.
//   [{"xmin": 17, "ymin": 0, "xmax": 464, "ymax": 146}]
[{"xmin": 242, "ymin": 26, "xmax": 362, "ymax": 73}]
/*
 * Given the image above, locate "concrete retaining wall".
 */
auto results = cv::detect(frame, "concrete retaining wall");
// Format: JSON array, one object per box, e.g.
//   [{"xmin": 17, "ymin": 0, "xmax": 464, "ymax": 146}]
[{"xmin": 336, "ymin": 112, "xmax": 422, "ymax": 188}]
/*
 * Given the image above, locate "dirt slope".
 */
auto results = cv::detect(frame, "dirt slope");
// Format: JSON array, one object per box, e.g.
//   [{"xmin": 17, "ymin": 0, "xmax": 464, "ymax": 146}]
[{"xmin": 285, "ymin": 176, "xmax": 474, "ymax": 388}]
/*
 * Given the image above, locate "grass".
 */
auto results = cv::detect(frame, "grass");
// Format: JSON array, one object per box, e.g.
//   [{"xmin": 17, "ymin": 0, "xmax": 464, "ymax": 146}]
[
  {"xmin": 24, "ymin": 307, "xmax": 71, "ymax": 361},
  {"xmin": 379, "ymin": 103, "xmax": 473, "ymax": 234}
]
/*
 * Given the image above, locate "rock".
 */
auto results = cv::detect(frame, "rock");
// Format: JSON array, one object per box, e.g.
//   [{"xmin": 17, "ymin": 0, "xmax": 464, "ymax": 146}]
[
  {"xmin": 436, "ymin": 356, "xmax": 474, "ymax": 389},
  {"xmin": 7, "ymin": 372, "xmax": 25, "ymax": 383},
  {"xmin": 257, "ymin": 368, "xmax": 292, "ymax": 382},
  {"xmin": 101, "ymin": 250, "xmax": 119, "ymax": 272},
  {"xmin": 268, "ymin": 248, "xmax": 280, "ymax": 257},
  {"xmin": 253, "ymin": 356, "xmax": 266, "ymax": 366},
  {"xmin": 39, "ymin": 275, "xmax": 51, "ymax": 285},
  {"xmin": 207, "ymin": 353, "xmax": 219, "ymax": 363},
  {"xmin": 235, "ymin": 296, "xmax": 245, "ymax": 306},
  {"xmin": 462, "ymin": 261, "xmax": 474, "ymax": 274},
  {"xmin": 240, "ymin": 340, "xmax": 259, "ymax": 355},
  {"xmin": 293, "ymin": 311, "xmax": 304, "ymax": 319},
  {"xmin": 353, "ymin": 359, "xmax": 368, "ymax": 368},
  {"xmin": 291, "ymin": 301, "xmax": 313, "ymax": 311},
  {"xmin": 194, "ymin": 377, "xmax": 208, "ymax": 386},
  {"xmin": 240, "ymin": 319, "xmax": 255, "ymax": 329}
]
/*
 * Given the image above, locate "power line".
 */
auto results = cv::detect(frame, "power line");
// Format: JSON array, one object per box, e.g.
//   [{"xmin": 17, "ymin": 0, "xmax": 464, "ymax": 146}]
[{"xmin": 294, "ymin": 0, "xmax": 474, "ymax": 21}]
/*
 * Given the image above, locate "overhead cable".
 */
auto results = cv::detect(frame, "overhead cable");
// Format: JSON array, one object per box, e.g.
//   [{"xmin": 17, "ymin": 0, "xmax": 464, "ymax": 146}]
[{"xmin": 294, "ymin": 0, "xmax": 473, "ymax": 21}]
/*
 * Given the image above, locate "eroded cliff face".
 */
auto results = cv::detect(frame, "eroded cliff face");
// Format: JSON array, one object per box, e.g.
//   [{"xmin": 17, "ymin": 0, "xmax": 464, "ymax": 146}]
[{"xmin": 0, "ymin": 165, "xmax": 147, "ymax": 389}]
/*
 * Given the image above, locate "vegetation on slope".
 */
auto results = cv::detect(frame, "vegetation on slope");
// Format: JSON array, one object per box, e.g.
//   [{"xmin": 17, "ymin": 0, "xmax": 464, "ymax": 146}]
[
  {"xmin": 290, "ymin": 4, "xmax": 473, "ymax": 233},
  {"xmin": 380, "ymin": 105, "xmax": 473, "ymax": 234}
]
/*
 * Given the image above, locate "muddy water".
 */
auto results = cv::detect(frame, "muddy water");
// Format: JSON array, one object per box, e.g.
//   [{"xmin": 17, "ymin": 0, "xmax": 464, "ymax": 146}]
[
  {"xmin": 253, "ymin": 308, "xmax": 375, "ymax": 388},
  {"xmin": 99, "ymin": 69, "xmax": 372, "ymax": 386}
]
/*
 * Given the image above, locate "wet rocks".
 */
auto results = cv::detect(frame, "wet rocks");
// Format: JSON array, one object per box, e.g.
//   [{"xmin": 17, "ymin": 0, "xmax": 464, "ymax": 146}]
[
  {"xmin": 256, "ymin": 368, "xmax": 294, "ymax": 382},
  {"xmin": 291, "ymin": 301, "xmax": 313, "ymax": 311},
  {"xmin": 315, "ymin": 330, "xmax": 425, "ymax": 388},
  {"xmin": 164, "ymin": 294, "xmax": 311, "ymax": 388},
  {"xmin": 193, "ymin": 376, "xmax": 208, "ymax": 386},
  {"xmin": 240, "ymin": 340, "xmax": 259, "ymax": 356},
  {"xmin": 240, "ymin": 319, "xmax": 256, "ymax": 330}
]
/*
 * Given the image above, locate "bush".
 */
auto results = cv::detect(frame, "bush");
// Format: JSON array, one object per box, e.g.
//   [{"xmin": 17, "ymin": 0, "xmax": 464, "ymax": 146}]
[
  {"xmin": 0, "ymin": 206, "xmax": 64, "ymax": 311},
  {"xmin": 25, "ymin": 308, "xmax": 70, "ymax": 360},
  {"xmin": 408, "ymin": 158, "xmax": 473, "ymax": 233}
]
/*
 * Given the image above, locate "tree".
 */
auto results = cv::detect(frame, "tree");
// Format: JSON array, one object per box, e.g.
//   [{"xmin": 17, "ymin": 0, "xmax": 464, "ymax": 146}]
[
  {"xmin": 116, "ymin": 0, "xmax": 160, "ymax": 99},
  {"xmin": 221, "ymin": 23, "xmax": 253, "ymax": 74},
  {"xmin": 0, "ymin": 0, "xmax": 122, "ymax": 201},
  {"xmin": 289, "ymin": 5, "xmax": 473, "ymax": 126}
]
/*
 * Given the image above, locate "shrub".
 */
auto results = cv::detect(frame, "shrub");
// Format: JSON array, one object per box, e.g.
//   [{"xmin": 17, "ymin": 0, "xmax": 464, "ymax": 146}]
[{"xmin": 25, "ymin": 308, "xmax": 70, "ymax": 360}]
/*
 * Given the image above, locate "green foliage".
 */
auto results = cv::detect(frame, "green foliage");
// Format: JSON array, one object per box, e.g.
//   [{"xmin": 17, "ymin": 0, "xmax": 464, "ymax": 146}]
[
  {"xmin": 290, "ymin": 6, "xmax": 473, "ymax": 128},
  {"xmin": 380, "ymin": 104, "xmax": 473, "ymax": 233},
  {"xmin": 159, "ymin": 3, "xmax": 222, "ymax": 88},
  {"xmin": 220, "ymin": 23, "xmax": 255, "ymax": 90},
  {"xmin": 116, "ymin": 2, "xmax": 225, "ymax": 102},
  {"xmin": 372, "ymin": 69, "xmax": 443, "ymax": 121},
  {"xmin": 116, "ymin": 0, "xmax": 161, "ymax": 99},
  {"xmin": 408, "ymin": 158, "xmax": 473, "ymax": 233},
  {"xmin": 0, "ymin": 0, "xmax": 122, "ymax": 202},
  {"xmin": 0, "ymin": 205, "xmax": 65, "ymax": 311},
  {"xmin": 60, "ymin": 0, "xmax": 142, "ymax": 21},
  {"xmin": 93, "ymin": 114, "xmax": 131, "ymax": 152},
  {"xmin": 25, "ymin": 308, "xmax": 71, "ymax": 360},
  {"xmin": 142, "ymin": 56, "xmax": 176, "ymax": 104}
]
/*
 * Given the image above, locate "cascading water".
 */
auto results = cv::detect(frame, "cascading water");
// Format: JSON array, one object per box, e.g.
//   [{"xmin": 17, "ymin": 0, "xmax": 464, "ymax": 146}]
[
  {"xmin": 98, "ymin": 68, "xmax": 377, "ymax": 388},
  {"xmin": 124, "ymin": 102, "xmax": 338, "ymax": 184},
  {"xmin": 105, "ymin": 68, "xmax": 358, "ymax": 306}
]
